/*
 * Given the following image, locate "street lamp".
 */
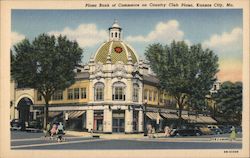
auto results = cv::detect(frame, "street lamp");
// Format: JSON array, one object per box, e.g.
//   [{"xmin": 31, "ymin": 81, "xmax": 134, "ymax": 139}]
[{"xmin": 143, "ymin": 99, "xmax": 148, "ymax": 136}]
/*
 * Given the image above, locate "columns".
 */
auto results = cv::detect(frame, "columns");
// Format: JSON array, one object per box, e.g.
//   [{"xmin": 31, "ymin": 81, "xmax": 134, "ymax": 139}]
[
  {"xmin": 103, "ymin": 107, "xmax": 112, "ymax": 133},
  {"xmin": 138, "ymin": 110, "xmax": 144, "ymax": 132},
  {"xmin": 125, "ymin": 109, "xmax": 133, "ymax": 133},
  {"xmin": 86, "ymin": 109, "xmax": 94, "ymax": 132}
]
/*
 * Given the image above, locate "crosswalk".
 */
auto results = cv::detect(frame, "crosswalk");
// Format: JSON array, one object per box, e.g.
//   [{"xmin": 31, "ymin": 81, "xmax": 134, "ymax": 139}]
[{"xmin": 11, "ymin": 136, "xmax": 104, "ymax": 149}]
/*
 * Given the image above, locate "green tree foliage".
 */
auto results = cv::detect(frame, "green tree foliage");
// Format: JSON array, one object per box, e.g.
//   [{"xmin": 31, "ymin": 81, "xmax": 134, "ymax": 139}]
[
  {"xmin": 12, "ymin": 34, "xmax": 83, "ymax": 129},
  {"xmin": 145, "ymin": 41, "xmax": 219, "ymax": 120},
  {"xmin": 212, "ymin": 81, "xmax": 242, "ymax": 124}
]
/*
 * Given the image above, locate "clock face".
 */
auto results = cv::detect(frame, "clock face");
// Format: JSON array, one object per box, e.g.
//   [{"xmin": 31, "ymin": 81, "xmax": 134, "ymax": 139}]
[{"xmin": 114, "ymin": 47, "xmax": 123, "ymax": 53}]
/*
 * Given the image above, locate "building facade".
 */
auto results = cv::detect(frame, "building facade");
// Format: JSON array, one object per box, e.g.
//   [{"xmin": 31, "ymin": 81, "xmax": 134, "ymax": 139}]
[{"xmin": 10, "ymin": 20, "xmax": 216, "ymax": 133}]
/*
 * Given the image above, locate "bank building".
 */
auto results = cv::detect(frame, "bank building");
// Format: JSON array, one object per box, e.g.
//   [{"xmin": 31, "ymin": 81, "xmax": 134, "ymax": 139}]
[{"xmin": 10, "ymin": 20, "xmax": 217, "ymax": 133}]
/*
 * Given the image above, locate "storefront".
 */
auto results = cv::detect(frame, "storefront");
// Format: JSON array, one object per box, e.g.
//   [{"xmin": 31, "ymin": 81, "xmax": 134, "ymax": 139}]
[
  {"xmin": 112, "ymin": 110, "xmax": 125, "ymax": 133},
  {"xmin": 93, "ymin": 110, "xmax": 103, "ymax": 132}
]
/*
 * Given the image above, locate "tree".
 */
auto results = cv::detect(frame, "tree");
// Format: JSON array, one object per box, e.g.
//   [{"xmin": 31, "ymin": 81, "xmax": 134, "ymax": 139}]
[
  {"xmin": 212, "ymin": 81, "xmax": 242, "ymax": 124},
  {"xmin": 145, "ymin": 41, "xmax": 219, "ymax": 121},
  {"xmin": 11, "ymin": 34, "xmax": 83, "ymax": 129}
]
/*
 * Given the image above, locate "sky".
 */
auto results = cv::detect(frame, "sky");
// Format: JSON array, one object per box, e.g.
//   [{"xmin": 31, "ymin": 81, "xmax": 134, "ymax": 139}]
[{"xmin": 11, "ymin": 9, "xmax": 243, "ymax": 82}]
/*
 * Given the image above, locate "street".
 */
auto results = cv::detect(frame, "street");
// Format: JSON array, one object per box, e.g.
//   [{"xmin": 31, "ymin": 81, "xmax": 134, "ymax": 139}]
[{"xmin": 11, "ymin": 131, "xmax": 242, "ymax": 150}]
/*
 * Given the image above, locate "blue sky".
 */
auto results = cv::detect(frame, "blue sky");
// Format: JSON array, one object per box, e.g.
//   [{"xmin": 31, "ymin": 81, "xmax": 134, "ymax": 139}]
[{"xmin": 11, "ymin": 9, "xmax": 243, "ymax": 82}]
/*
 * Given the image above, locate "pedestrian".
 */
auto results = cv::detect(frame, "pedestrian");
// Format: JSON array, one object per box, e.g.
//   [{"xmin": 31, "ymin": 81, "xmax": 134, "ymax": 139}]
[
  {"xmin": 50, "ymin": 123, "xmax": 57, "ymax": 138},
  {"xmin": 56, "ymin": 122, "xmax": 64, "ymax": 142},
  {"xmin": 164, "ymin": 126, "xmax": 171, "ymax": 137},
  {"xmin": 146, "ymin": 124, "xmax": 152, "ymax": 138},
  {"xmin": 151, "ymin": 127, "xmax": 156, "ymax": 138},
  {"xmin": 45, "ymin": 123, "xmax": 51, "ymax": 137},
  {"xmin": 230, "ymin": 126, "xmax": 236, "ymax": 141}
]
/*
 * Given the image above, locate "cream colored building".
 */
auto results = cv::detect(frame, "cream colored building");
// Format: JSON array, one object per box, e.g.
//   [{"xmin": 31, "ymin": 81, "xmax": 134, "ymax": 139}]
[{"xmin": 10, "ymin": 20, "xmax": 216, "ymax": 133}]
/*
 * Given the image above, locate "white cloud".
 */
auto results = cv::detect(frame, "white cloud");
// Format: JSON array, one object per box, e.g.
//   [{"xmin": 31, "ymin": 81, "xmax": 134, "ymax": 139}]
[
  {"xmin": 126, "ymin": 20, "xmax": 186, "ymax": 44},
  {"xmin": 11, "ymin": 32, "xmax": 25, "ymax": 46},
  {"xmin": 48, "ymin": 24, "xmax": 108, "ymax": 48},
  {"xmin": 202, "ymin": 27, "xmax": 242, "ymax": 55},
  {"xmin": 202, "ymin": 27, "xmax": 243, "ymax": 82}
]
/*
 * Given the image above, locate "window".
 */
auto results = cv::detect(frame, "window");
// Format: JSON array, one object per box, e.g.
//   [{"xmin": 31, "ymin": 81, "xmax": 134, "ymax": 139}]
[
  {"xmin": 159, "ymin": 93, "xmax": 163, "ymax": 103},
  {"xmin": 213, "ymin": 84, "xmax": 217, "ymax": 90},
  {"xmin": 112, "ymin": 82, "xmax": 126, "ymax": 101},
  {"xmin": 144, "ymin": 89, "xmax": 148, "ymax": 100},
  {"xmin": 111, "ymin": 33, "xmax": 113, "ymax": 38},
  {"xmin": 133, "ymin": 84, "xmax": 139, "ymax": 102},
  {"xmin": 37, "ymin": 92, "xmax": 42, "ymax": 101},
  {"xmin": 153, "ymin": 91, "xmax": 157, "ymax": 101},
  {"xmin": 95, "ymin": 83, "xmax": 104, "ymax": 101},
  {"xmin": 149, "ymin": 91, "xmax": 152, "ymax": 101},
  {"xmin": 81, "ymin": 88, "xmax": 87, "ymax": 99},
  {"xmin": 115, "ymin": 32, "xmax": 117, "ymax": 37},
  {"xmin": 67, "ymin": 89, "xmax": 73, "ymax": 100},
  {"xmin": 119, "ymin": 33, "xmax": 121, "ymax": 38},
  {"xmin": 74, "ymin": 88, "xmax": 79, "ymax": 99},
  {"xmin": 52, "ymin": 91, "xmax": 63, "ymax": 100}
]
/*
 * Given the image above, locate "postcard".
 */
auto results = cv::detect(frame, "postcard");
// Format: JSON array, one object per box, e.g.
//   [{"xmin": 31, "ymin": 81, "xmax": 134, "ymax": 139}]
[{"xmin": 0, "ymin": 0, "xmax": 249, "ymax": 158}]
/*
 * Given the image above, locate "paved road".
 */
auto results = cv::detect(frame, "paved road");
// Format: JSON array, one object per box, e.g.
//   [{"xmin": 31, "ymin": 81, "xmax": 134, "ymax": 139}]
[{"xmin": 11, "ymin": 131, "xmax": 242, "ymax": 150}]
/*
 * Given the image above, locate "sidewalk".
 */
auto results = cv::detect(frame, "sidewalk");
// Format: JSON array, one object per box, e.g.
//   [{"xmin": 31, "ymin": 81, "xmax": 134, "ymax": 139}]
[
  {"xmin": 65, "ymin": 131, "xmax": 242, "ymax": 142},
  {"xmin": 65, "ymin": 130, "xmax": 146, "ymax": 139}
]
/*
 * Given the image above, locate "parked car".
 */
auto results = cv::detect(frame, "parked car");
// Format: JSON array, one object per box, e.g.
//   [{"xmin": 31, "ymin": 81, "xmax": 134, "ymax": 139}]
[
  {"xmin": 171, "ymin": 129, "xmax": 203, "ymax": 137},
  {"xmin": 197, "ymin": 125, "xmax": 213, "ymax": 135},
  {"xmin": 235, "ymin": 126, "xmax": 242, "ymax": 134},
  {"xmin": 10, "ymin": 119, "xmax": 23, "ymax": 131},
  {"xmin": 218, "ymin": 125, "xmax": 232, "ymax": 134},
  {"xmin": 210, "ymin": 128, "xmax": 223, "ymax": 135},
  {"xmin": 207, "ymin": 125, "xmax": 219, "ymax": 129},
  {"xmin": 25, "ymin": 120, "xmax": 43, "ymax": 132}
]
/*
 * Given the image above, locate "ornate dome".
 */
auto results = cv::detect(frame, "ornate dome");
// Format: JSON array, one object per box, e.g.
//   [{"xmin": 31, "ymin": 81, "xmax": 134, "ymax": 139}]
[
  {"xmin": 93, "ymin": 20, "xmax": 138, "ymax": 64},
  {"xmin": 94, "ymin": 41, "xmax": 138, "ymax": 64}
]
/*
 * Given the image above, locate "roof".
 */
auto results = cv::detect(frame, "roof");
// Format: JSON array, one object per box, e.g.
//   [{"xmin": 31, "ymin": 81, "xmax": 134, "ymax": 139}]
[
  {"xmin": 75, "ymin": 72, "xmax": 89, "ymax": 80},
  {"xmin": 94, "ymin": 41, "xmax": 138, "ymax": 64},
  {"xmin": 143, "ymin": 74, "xmax": 159, "ymax": 85}
]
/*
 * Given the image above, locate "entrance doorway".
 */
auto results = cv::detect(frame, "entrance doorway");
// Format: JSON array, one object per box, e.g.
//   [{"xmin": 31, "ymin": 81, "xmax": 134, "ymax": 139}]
[
  {"xmin": 94, "ymin": 110, "xmax": 103, "ymax": 132},
  {"xmin": 17, "ymin": 97, "xmax": 33, "ymax": 123},
  {"xmin": 133, "ymin": 110, "xmax": 139, "ymax": 132},
  {"xmin": 112, "ymin": 110, "xmax": 125, "ymax": 133}
]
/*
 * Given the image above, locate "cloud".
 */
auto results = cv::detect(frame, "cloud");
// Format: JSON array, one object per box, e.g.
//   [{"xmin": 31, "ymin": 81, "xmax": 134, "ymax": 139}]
[
  {"xmin": 48, "ymin": 24, "xmax": 108, "ymax": 48},
  {"xmin": 202, "ymin": 27, "xmax": 243, "ymax": 82},
  {"xmin": 217, "ymin": 59, "xmax": 242, "ymax": 82},
  {"xmin": 11, "ymin": 32, "xmax": 25, "ymax": 46},
  {"xmin": 202, "ymin": 27, "xmax": 242, "ymax": 56},
  {"xmin": 126, "ymin": 20, "xmax": 187, "ymax": 44}
]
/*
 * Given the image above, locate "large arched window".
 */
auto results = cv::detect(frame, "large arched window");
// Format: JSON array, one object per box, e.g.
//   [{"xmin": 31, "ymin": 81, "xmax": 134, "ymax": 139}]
[
  {"xmin": 112, "ymin": 82, "xmax": 126, "ymax": 101},
  {"xmin": 94, "ymin": 82, "xmax": 104, "ymax": 101},
  {"xmin": 133, "ymin": 84, "xmax": 139, "ymax": 102}
]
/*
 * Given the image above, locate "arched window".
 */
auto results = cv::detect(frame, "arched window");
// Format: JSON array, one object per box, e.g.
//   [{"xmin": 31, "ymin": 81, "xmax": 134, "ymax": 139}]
[
  {"xmin": 115, "ymin": 32, "xmax": 117, "ymax": 38},
  {"xmin": 112, "ymin": 82, "xmax": 126, "ymax": 101},
  {"xmin": 94, "ymin": 82, "xmax": 104, "ymax": 101},
  {"xmin": 111, "ymin": 32, "xmax": 113, "ymax": 38},
  {"xmin": 119, "ymin": 33, "xmax": 120, "ymax": 39},
  {"xmin": 133, "ymin": 84, "xmax": 139, "ymax": 102}
]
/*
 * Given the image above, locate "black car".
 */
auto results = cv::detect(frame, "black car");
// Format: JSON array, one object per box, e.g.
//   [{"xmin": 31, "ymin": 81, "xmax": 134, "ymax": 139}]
[
  {"xmin": 171, "ymin": 129, "xmax": 203, "ymax": 137},
  {"xmin": 10, "ymin": 119, "xmax": 24, "ymax": 130},
  {"xmin": 25, "ymin": 120, "xmax": 43, "ymax": 132}
]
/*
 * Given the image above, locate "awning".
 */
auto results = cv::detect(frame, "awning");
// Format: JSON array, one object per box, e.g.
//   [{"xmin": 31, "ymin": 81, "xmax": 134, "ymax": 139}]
[
  {"xmin": 48, "ymin": 112, "xmax": 62, "ymax": 118},
  {"xmin": 146, "ymin": 112, "xmax": 163, "ymax": 120},
  {"xmin": 200, "ymin": 116, "xmax": 217, "ymax": 124},
  {"xmin": 67, "ymin": 111, "xmax": 85, "ymax": 119},
  {"xmin": 182, "ymin": 115, "xmax": 217, "ymax": 124},
  {"xmin": 161, "ymin": 113, "xmax": 178, "ymax": 119}
]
